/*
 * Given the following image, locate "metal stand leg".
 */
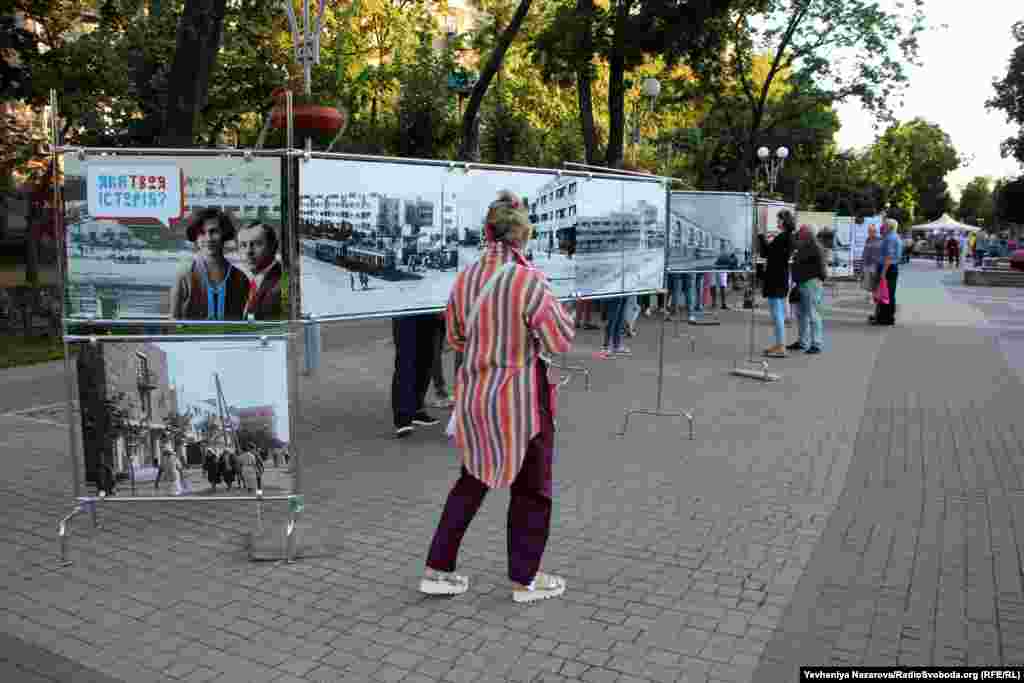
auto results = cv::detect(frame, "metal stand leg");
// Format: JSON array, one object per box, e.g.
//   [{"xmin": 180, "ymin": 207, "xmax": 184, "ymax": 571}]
[
  {"xmin": 57, "ymin": 504, "xmax": 84, "ymax": 567},
  {"xmin": 616, "ymin": 314, "xmax": 694, "ymax": 440},
  {"xmin": 284, "ymin": 512, "xmax": 299, "ymax": 564},
  {"xmin": 730, "ymin": 297, "xmax": 781, "ymax": 382}
]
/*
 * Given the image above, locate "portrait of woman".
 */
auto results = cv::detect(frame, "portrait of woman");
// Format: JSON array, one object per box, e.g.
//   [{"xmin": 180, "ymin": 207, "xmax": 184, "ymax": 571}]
[{"xmin": 170, "ymin": 208, "xmax": 250, "ymax": 320}]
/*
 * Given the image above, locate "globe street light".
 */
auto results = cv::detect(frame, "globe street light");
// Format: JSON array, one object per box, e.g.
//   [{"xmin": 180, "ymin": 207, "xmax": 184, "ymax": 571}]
[{"xmin": 757, "ymin": 145, "xmax": 789, "ymax": 196}]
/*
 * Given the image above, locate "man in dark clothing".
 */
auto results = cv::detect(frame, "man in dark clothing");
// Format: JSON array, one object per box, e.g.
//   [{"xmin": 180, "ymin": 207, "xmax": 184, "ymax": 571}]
[{"xmin": 392, "ymin": 314, "xmax": 440, "ymax": 437}]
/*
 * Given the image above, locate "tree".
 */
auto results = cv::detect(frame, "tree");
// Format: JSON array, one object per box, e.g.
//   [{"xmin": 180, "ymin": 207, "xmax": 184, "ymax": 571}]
[
  {"xmin": 535, "ymin": 0, "xmax": 740, "ymax": 169},
  {"xmin": 987, "ymin": 22, "xmax": 1024, "ymax": 167},
  {"xmin": 690, "ymin": 0, "xmax": 927, "ymax": 190},
  {"xmin": 994, "ymin": 176, "xmax": 1024, "ymax": 230},
  {"xmin": 957, "ymin": 176, "xmax": 994, "ymax": 227},
  {"xmin": 395, "ymin": 31, "xmax": 459, "ymax": 158},
  {"xmin": 868, "ymin": 118, "xmax": 961, "ymax": 223},
  {"xmin": 458, "ymin": 0, "xmax": 534, "ymax": 161},
  {"xmin": 160, "ymin": 0, "xmax": 228, "ymax": 145}
]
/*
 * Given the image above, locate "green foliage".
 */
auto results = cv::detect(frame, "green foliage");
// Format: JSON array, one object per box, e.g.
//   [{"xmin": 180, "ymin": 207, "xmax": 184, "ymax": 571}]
[
  {"xmin": 957, "ymin": 176, "xmax": 994, "ymax": 227},
  {"xmin": 868, "ymin": 118, "xmax": 961, "ymax": 223},
  {"xmin": 0, "ymin": 333, "xmax": 64, "ymax": 369},
  {"xmin": 394, "ymin": 30, "xmax": 459, "ymax": 158},
  {"xmin": 682, "ymin": 0, "xmax": 926, "ymax": 193},
  {"xmin": 994, "ymin": 176, "xmax": 1024, "ymax": 228},
  {"xmin": 987, "ymin": 22, "xmax": 1024, "ymax": 168}
]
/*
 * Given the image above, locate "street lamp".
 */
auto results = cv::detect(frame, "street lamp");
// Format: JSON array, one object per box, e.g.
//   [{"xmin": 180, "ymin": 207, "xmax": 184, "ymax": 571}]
[
  {"xmin": 757, "ymin": 145, "xmax": 789, "ymax": 196},
  {"xmin": 283, "ymin": 0, "xmax": 327, "ymax": 96},
  {"xmin": 630, "ymin": 77, "xmax": 662, "ymax": 147}
]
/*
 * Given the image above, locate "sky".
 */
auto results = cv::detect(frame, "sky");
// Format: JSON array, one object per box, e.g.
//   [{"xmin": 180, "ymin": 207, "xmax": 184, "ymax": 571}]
[
  {"xmin": 833, "ymin": 3, "xmax": 1023, "ymax": 200},
  {"xmin": 158, "ymin": 340, "xmax": 290, "ymax": 442}
]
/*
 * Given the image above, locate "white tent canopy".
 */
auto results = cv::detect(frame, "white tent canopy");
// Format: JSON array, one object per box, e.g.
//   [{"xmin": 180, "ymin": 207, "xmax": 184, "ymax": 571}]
[{"xmin": 914, "ymin": 213, "xmax": 980, "ymax": 233}]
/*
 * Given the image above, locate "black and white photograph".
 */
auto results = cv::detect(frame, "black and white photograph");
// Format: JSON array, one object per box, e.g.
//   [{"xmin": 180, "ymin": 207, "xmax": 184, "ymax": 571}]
[
  {"xmin": 453, "ymin": 169, "xmax": 576, "ymax": 300},
  {"xmin": 755, "ymin": 199, "xmax": 795, "ymax": 237},
  {"xmin": 815, "ymin": 214, "xmax": 853, "ymax": 277},
  {"xmin": 299, "ymin": 158, "xmax": 463, "ymax": 319},
  {"xmin": 621, "ymin": 179, "xmax": 667, "ymax": 292},
  {"xmin": 573, "ymin": 176, "xmax": 627, "ymax": 297},
  {"xmin": 63, "ymin": 155, "xmax": 286, "ymax": 322},
  {"xmin": 75, "ymin": 338, "xmax": 292, "ymax": 499},
  {"xmin": 668, "ymin": 191, "xmax": 754, "ymax": 272}
]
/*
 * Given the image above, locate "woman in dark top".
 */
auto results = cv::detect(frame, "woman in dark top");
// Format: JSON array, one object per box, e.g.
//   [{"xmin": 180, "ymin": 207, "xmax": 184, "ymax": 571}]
[
  {"xmin": 757, "ymin": 209, "xmax": 796, "ymax": 357},
  {"xmin": 790, "ymin": 225, "xmax": 828, "ymax": 354}
]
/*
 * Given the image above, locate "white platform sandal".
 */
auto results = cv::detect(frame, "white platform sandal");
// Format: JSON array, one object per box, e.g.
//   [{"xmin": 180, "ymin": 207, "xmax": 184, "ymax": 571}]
[
  {"xmin": 513, "ymin": 573, "xmax": 566, "ymax": 603},
  {"xmin": 419, "ymin": 568, "xmax": 469, "ymax": 596}
]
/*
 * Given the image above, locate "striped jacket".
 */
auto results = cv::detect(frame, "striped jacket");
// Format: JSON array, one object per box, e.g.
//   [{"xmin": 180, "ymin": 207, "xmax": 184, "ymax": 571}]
[{"xmin": 447, "ymin": 242, "xmax": 575, "ymax": 489}]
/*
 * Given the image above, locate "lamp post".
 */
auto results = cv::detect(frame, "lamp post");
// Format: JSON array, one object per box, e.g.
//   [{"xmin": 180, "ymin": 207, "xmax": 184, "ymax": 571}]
[
  {"xmin": 282, "ymin": 0, "xmax": 327, "ymax": 97},
  {"xmin": 757, "ymin": 145, "xmax": 789, "ymax": 196},
  {"xmin": 629, "ymin": 77, "xmax": 662, "ymax": 157}
]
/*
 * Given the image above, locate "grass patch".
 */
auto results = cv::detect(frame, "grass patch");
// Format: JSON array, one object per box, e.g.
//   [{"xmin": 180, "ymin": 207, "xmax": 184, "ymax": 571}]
[{"xmin": 0, "ymin": 334, "xmax": 65, "ymax": 369}]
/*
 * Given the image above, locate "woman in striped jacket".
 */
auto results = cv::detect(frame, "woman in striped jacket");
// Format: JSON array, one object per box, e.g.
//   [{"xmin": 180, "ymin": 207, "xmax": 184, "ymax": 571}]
[{"xmin": 420, "ymin": 190, "xmax": 575, "ymax": 604}]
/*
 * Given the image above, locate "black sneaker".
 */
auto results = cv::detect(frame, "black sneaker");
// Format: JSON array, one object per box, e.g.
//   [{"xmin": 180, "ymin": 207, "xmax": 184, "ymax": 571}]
[
  {"xmin": 395, "ymin": 423, "xmax": 414, "ymax": 438},
  {"xmin": 786, "ymin": 342, "xmax": 804, "ymax": 351},
  {"xmin": 806, "ymin": 346, "xmax": 822, "ymax": 354},
  {"xmin": 412, "ymin": 411, "xmax": 439, "ymax": 427}
]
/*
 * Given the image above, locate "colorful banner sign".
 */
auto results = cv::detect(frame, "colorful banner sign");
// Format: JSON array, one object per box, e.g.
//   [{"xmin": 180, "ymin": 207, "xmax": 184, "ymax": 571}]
[{"xmin": 87, "ymin": 161, "xmax": 184, "ymax": 226}]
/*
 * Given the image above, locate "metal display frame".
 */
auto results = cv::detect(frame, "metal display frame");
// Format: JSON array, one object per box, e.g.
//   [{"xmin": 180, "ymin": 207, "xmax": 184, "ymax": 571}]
[
  {"xmin": 665, "ymin": 190, "xmax": 757, "ymax": 327},
  {"xmin": 51, "ymin": 90, "xmax": 305, "ymax": 566},
  {"xmin": 616, "ymin": 177, "xmax": 694, "ymax": 441},
  {"xmin": 295, "ymin": 151, "xmax": 668, "ymax": 324}
]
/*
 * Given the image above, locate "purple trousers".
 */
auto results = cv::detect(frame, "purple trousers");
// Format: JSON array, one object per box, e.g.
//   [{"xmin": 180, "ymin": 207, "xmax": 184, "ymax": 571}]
[{"xmin": 426, "ymin": 363, "xmax": 554, "ymax": 586}]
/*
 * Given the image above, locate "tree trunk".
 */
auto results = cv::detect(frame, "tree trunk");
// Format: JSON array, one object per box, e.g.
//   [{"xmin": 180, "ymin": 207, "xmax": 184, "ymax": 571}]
[
  {"xmin": 160, "ymin": 0, "xmax": 229, "ymax": 147},
  {"xmin": 604, "ymin": 0, "xmax": 629, "ymax": 169},
  {"xmin": 457, "ymin": 0, "xmax": 533, "ymax": 162},
  {"xmin": 576, "ymin": 0, "xmax": 598, "ymax": 165}
]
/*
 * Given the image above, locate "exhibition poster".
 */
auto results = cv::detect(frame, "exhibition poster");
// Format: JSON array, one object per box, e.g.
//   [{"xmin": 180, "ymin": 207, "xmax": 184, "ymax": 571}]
[
  {"xmin": 299, "ymin": 156, "xmax": 670, "ymax": 319},
  {"xmin": 74, "ymin": 338, "xmax": 293, "ymax": 498},
  {"xmin": 668, "ymin": 191, "xmax": 754, "ymax": 272},
  {"xmin": 64, "ymin": 155, "xmax": 287, "ymax": 322}
]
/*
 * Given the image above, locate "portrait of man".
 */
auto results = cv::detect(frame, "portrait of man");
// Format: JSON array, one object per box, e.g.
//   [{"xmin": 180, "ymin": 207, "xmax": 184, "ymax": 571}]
[
  {"xmin": 170, "ymin": 208, "xmax": 250, "ymax": 320},
  {"xmin": 238, "ymin": 221, "xmax": 284, "ymax": 320}
]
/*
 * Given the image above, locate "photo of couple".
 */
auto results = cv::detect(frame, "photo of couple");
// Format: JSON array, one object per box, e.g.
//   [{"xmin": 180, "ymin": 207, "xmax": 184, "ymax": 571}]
[
  {"xmin": 63, "ymin": 155, "xmax": 287, "ymax": 322},
  {"xmin": 171, "ymin": 207, "xmax": 284, "ymax": 321}
]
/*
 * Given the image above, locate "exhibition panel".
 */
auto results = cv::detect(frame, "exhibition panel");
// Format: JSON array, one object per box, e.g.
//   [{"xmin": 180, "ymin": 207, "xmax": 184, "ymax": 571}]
[
  {"xmin": 668, "ymin": 191, "xmax": 754, "ymax": 273},
  {"xmin": 69, "ymin": 336, "xmax": 295, "ymax": 500},
  {"xmin": 63, "ymin": 155, "xmax": 288, "ymax": 324}
]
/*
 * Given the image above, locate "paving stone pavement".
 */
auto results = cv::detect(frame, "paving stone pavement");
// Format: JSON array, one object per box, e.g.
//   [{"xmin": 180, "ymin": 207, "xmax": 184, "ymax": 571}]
[{"xmin": 0, "ymin": 262, "xmax": 1017, "ymax": 683}]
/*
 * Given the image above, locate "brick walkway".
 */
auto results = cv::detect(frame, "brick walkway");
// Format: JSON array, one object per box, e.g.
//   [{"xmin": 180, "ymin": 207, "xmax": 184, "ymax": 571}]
[
  {"xmin": 0, "ymin": 262, "xmax": 1018, "ymax": 682},
  {"xmin": 758, "ymin": 285, "xmax": 1024, "ymax": 677}
]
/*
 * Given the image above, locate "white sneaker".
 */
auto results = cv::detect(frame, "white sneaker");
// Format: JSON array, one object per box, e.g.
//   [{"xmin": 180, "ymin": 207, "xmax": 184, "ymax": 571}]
[
  {"xmin": 429, "ymin": 395, "xmax": 455, "ymax": 409},
  {"xmin": 513, "ymin": 573, "xmax": 566, "ymax": 603},
  {"xmin": 420, "ymin": 569, "xmax": 469, "ymax": 596}
]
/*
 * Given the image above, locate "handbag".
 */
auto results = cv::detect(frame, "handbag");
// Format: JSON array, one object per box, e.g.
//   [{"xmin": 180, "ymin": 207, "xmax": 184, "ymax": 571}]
[
  {"xmin": 446, "ymin": 262, "xmax": 516, "ymax": 438},
  {"xmin": 873, "ymin": 276, "xmax": 890, "ymax": 305},
  {"xmin": 788, "ymin": 286, "xmax": 800, "ymax": 304}
]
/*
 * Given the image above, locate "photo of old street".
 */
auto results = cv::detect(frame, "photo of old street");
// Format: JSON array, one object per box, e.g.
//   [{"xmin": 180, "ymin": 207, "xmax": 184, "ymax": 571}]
[{"xmin": 74, "ymin": 339, "xmax": 293, "ymax": 498}]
